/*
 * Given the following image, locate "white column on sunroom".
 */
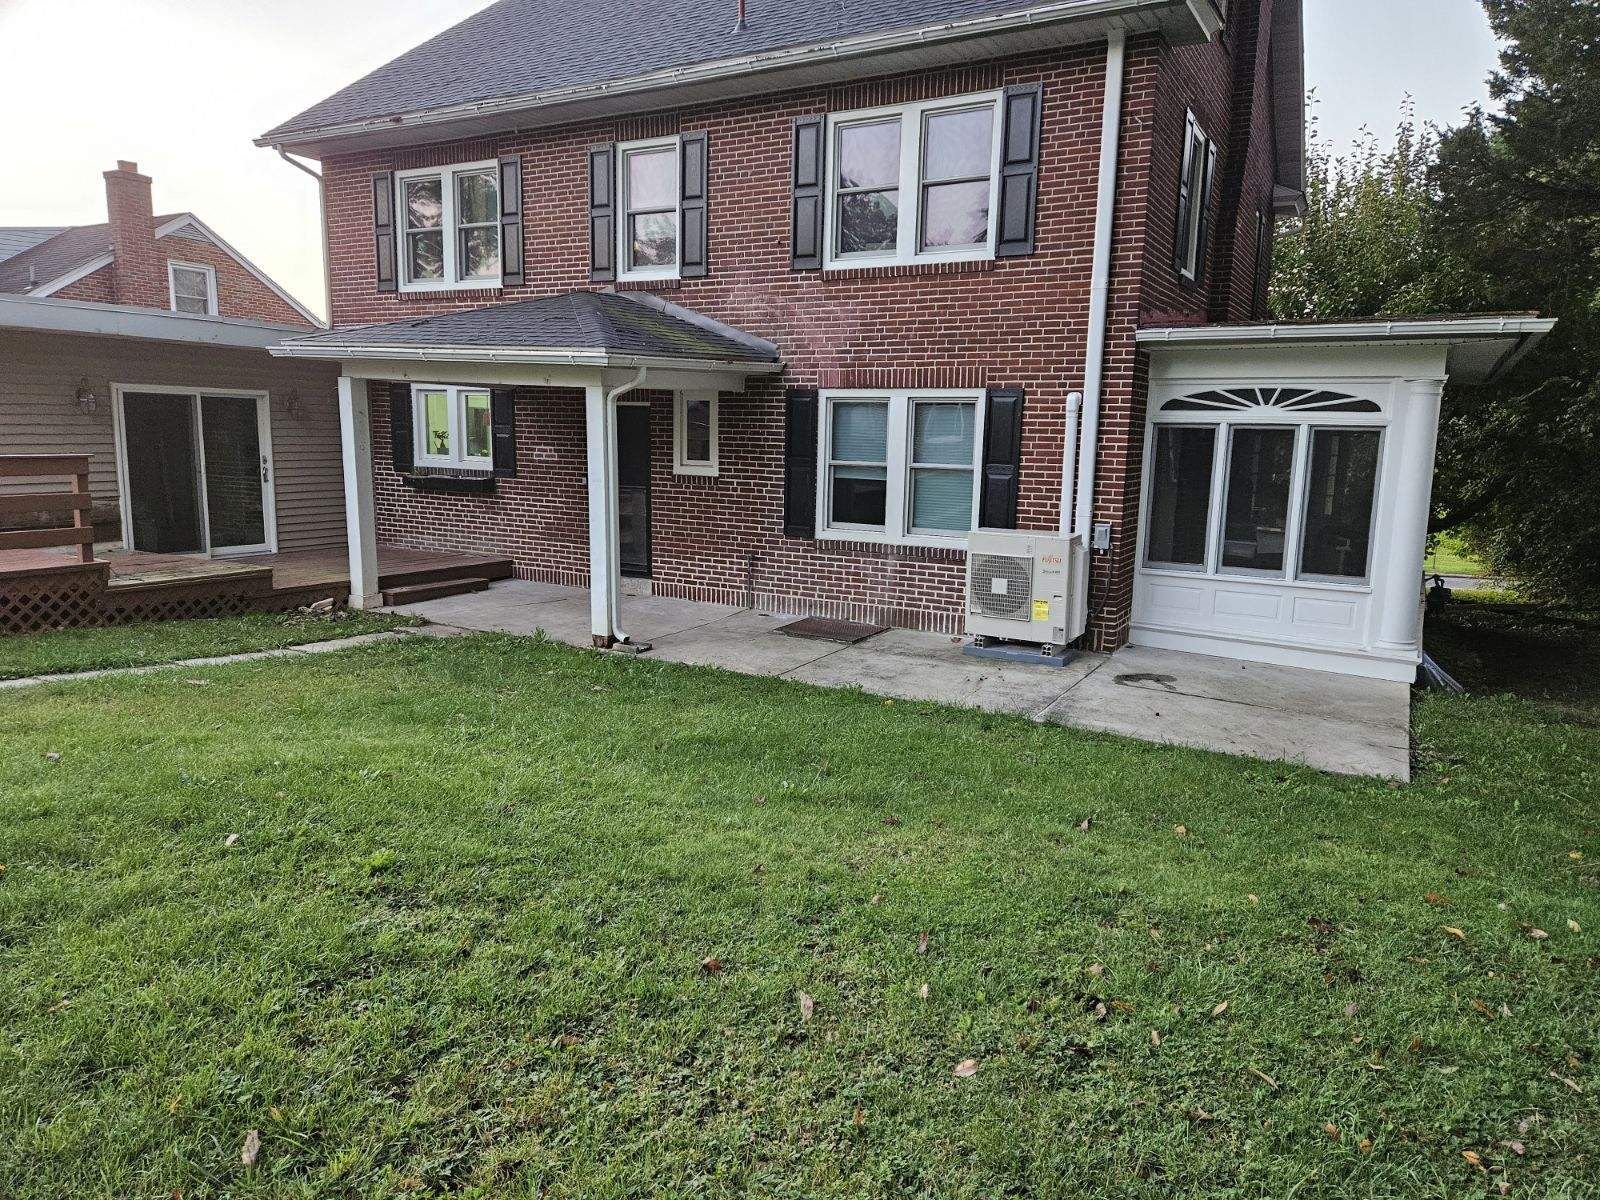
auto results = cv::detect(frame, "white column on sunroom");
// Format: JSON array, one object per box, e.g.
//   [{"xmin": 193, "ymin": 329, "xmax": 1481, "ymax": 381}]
[
  {"xmin": 1375, "ymin": 376, "xmax": 1447, "ymax": 656},
  {"xmin": 583, "ymin": 381, "xmax": 620, "ymax": 647},
  {"xmin": 336, "ymin": 374, "xmax": 380, "ymax": 609}
]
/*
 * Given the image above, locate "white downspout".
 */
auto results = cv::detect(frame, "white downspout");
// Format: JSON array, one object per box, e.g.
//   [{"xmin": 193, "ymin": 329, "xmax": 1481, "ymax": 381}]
[
  {"xmin": 603, "ymin": 367, "xmax": 647, "ymax": 645},
  {"xmin": 1058, "ymin": 390, "xmax": 1082, "ymax": 536},
  {"xmin": 1073, "ymin": 30, "xmax": 1126, "ymax": 547},
  {"xmin": 276, "ymin": 147, "xmax": 333, "ymax": 327}
]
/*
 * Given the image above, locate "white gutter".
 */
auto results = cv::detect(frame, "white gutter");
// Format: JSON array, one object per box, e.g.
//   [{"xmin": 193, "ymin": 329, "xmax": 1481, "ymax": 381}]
[
  {"xmin": 1072, "ymin": 31, "xmax": 1126, "ymax": 546},
  {"xmin": 0, "ymin": 293, "xmax": 313, "ymax": 348},
  {"xmin": 1134, "ymin": 315, "xmax": 1558, "ymax": 344},
  {"xmin": 258, "ymin": 0, "xmax": 1198, "ymax": 150},
  {"xmin": 266, "ymin": 341, "xmax": 783, "ymax": 376}
]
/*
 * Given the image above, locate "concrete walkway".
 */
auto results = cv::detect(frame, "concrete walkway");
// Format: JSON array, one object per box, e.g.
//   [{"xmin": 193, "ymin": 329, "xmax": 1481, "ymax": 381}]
[{"xmin": 390, "ymin": 580, "xmax": 1413, "ymax": 779}]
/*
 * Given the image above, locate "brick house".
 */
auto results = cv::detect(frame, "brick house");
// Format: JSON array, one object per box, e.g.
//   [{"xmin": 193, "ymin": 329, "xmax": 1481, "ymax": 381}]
[
  {"xmin": 0, "ymin": 163, "xmax": 346, "ymax": 557},
  {"xmin": 259, "ymin": 0, "xmax": 1552, "ymax": 681}
]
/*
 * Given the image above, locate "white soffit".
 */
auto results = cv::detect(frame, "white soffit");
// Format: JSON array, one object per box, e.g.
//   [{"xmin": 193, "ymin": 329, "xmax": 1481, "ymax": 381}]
[
  {"xmin": 1136, "ymin": 316, "xmax": 1558, "ymax": 384},
  {"xmin": 0, "ymin": 293, "xmax": 316, "ymax": 350}
]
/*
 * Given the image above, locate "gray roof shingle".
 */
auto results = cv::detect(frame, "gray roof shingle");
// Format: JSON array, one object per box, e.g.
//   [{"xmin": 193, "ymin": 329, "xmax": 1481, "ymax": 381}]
[
  {"xmin": 0, "ymin": 228, "xmax": 67, "ymax": 264},
  {"xmin": 282, "ymin": 291, "xmax": 779, "ymax": 363},
  {"xmin": 0, "ymin": 214, "xmax": 187, "ymax": 295},
  {"xmin": 263, "ymin": 0, "xmax": 1079, "ymax": 141}
]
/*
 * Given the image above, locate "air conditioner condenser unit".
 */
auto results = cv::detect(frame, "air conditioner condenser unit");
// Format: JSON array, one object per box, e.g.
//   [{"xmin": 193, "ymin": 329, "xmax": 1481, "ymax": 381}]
[{"xmin": 965, "ymin": 531, "xmax": 1088, "ymax": 656}]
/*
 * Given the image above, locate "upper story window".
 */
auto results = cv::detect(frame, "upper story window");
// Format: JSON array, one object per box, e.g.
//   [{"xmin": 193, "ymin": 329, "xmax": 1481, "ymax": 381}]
[
  {"xmin": 413, "ymin": 384, "xmax": 493, "ymax": 470},
  {"xmin": 825, "ymin": 92, "xmax": 1003, "ymax": 269},
  {"xmin": 168, "ymin": 261, "xmax": 217, "ymax": 315},
  {"xmin": 818, "ymin": 389, "xmax": 985, "ymax": 547},
  {"xmin": 1175, "ymin": 111, "xmax": 1218, "ymax": 282},
  {"xmin": 397, "ymin": 161, "xmax": 500, "ymax": 291},
  {"xmin": 618, "ymin": 137, "xmax": 681, "ymax": 281}
]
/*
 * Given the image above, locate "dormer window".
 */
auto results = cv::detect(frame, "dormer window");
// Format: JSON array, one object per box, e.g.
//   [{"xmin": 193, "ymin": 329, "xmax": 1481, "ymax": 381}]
[
  {"xmin": 396, "ymin": 161, "xmax": 501, "ymax": 290},
  {"xmin": 824, "ymin": 91, "xmax": 1003, "ymax": 269},
  {"xmin": 168, "ymin": 261, "xmax": 216, "ymax": 315},
  {"xmin": 618, "ymin": 137, "xmax": 681, "ymax": 280}
]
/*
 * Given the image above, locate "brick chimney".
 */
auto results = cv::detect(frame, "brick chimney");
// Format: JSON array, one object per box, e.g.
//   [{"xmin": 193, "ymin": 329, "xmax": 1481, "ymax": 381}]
[{"xmin": 103, "ymin": 161, "xmax": 165, "ymax": 308}]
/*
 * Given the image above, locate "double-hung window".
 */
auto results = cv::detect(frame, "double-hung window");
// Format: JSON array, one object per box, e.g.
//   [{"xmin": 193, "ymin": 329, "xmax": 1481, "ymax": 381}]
[
  {"xmin": 396, "ymin": 161, "xmax": 501, "ymax": 290},
  {"xmin": 413, "ymin": 384, "xmax": 493, "ymax": 470},
  {"xmin": 168, "ymin": 261, "xmax": 217, "ymax": 315},
  {"xmin": 819, "ymin": 390, "xmax": 985, "ymax": 545},
  {"xmin": 618, "ymin": 137, "xmax": 681, "ymax": 280},
  {"xmin": 826, "ymin": 91, "xmax": 1003, "ymax": 268},
  {"xmin": 1175, "ymin": 111, "xmax": 1218, "ymax": 281}
]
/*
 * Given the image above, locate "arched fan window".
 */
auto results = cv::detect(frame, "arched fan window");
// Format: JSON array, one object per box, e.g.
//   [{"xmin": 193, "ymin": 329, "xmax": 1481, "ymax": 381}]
[{"xmin": 1160, "ymin": 387, "xmax": 1380, "ymax": 414}]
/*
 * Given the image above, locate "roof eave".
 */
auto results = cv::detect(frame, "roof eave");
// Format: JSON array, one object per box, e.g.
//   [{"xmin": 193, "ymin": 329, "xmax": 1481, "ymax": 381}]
[
  {"xmin": 267, "ymin": 341, "xmax": 784, "ymax": 376},
  {"xmin": 258, "ymin": 0, "xmax": 1211, "ymax": 154}
]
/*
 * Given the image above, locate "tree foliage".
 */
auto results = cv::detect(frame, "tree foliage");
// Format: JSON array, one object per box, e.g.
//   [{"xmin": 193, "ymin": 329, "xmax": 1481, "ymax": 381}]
[{"xmin": 1271, "ymin": 0, "xmax": 1600, "ymax": 605}]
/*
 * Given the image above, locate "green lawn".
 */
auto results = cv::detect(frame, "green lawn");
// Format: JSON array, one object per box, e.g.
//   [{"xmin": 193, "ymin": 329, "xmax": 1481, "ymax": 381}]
[
  {"xmin": 1426, "ymin": 533, "xmax": 1487, "ymax": 579},
  {"xmin": 1, "ymin": 632, "xmax": 1596, "ymax": 1198},
  {"xmin": 0, "ymin": 610, "xmax": 417, "ymax": 681}
]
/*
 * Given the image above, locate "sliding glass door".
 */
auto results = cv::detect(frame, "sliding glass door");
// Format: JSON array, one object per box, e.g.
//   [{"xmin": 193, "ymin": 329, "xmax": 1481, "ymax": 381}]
[{"xmin": 119, "ymin": 389, "xmax": 274, "ymax": 556}]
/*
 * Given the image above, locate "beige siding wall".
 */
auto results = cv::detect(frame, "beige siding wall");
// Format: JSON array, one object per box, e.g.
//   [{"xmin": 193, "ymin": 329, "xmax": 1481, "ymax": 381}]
[{"xmin": 0, "ymin": 329, "xmax": 346, "ymax": 551}]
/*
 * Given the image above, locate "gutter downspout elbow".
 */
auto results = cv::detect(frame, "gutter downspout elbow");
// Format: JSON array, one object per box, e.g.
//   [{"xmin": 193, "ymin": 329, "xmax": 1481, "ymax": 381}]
[
  {"xmin": 276, "ymin": 147, "xmax": 332, "ymax": 328},
  {"xmin": 603, "ymin": 367, "xmax": 648, "ymax": 645}
]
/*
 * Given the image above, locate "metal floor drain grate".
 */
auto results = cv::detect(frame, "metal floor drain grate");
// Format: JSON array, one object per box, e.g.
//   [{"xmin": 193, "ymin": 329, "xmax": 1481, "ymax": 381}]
[{"xmin": 776, "ymin": 617, "xmax": 888, "ymax": 644}]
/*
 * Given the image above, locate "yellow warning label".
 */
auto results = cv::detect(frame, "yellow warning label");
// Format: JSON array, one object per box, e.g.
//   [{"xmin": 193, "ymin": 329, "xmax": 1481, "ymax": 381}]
[{"xmin": 1032, "ymin": 599, "xmax": 1051, "ymax": 622}]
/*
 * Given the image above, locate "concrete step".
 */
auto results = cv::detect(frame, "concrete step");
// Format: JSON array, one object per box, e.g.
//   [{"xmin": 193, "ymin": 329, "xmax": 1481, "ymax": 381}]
[{"xmin": 382, "ymin": 576, "xmax": 492, "ymax": 606}]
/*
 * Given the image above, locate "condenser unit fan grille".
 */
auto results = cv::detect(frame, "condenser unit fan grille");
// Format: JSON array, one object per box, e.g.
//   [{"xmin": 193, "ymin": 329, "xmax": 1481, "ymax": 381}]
[{"xmin": 969, "ymin": 553, "xmax": 1032, "ymax": 620}]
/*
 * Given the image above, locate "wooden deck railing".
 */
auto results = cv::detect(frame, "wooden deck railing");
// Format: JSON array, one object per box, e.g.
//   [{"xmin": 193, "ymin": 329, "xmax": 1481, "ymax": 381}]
[{"xmin": 0, "ymin": 454, "xmax": 96, "ymax": 563}]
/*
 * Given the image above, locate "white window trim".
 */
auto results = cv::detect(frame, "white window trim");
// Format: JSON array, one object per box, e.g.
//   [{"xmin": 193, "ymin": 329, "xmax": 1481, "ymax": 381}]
[
  {"xmin": 823, "ymin": 90, "xmax": 1004, "ymax": 270},
  {"xmin": 412, "ymin": 384, "xmax": 494, "ymax": 470},
  {"xmin": 167, "ymin": 260, "xmax": 217, "ymax": 316},
  {"xmin": 617, "ymin": 135, "xmax": 682, "ymax": 283},
  {"xmin": 673, "ymin": 391, "xmax": 718, "ymax": 476},
  {"xmin": 1177, "ymin": 110, "xmax": 1215, "ymax": 282},
  {"xmin": 816, "ymin": 388, "xmax": 987, "ymax": 549},
  {"xmin": 395, "ymin": 159, "xmax": 502, "ymax": 293},
  {"xmin": 1141, "ymin": 400, "xmax": 1390, "ymax": 589}
]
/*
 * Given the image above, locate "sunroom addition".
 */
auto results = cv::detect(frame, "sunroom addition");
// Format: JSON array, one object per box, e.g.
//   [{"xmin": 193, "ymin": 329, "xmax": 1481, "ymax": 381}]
[{"xmin": 1133, "ymin": 317, "xmax": 1555, "ymax": 681}]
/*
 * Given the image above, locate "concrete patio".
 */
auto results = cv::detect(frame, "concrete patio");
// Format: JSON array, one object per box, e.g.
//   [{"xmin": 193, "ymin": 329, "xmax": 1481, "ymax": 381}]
[{"xmin": 386, "ymin": 579, "xmax": 1413, "ymax": 779}]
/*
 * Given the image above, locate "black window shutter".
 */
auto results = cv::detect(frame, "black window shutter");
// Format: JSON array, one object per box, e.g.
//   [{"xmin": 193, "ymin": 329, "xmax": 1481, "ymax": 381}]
[
  {"xmin": 1193, "ymin": 142, "xmax": 1219, "ymax": 283},
  {"xmin": 995, "ymin": 84, "xmax": 1043, "ymax": 258},
  {"xmin": 389, "ymin": 381, "xmax": 413, "ymax": 473},
  {"xmin": 978, "ymin": 387, "xmax": 1025, "ymax": 529},
  {"xmin": 790, "ymin": 116, "xmax": 825, "ymax": 270},
  {"xmin": 680, "ymin": 131, "xmax": 709, "ymax": 278},
  {"xmin": 1174, "ymin": 116, "xmax": 1197, "ymax": 274},
  {"xmin": 373, "ymin": 171, "xmax": 397, "ymax": 293},
  {"xmin": 490, "ymin": 388, "xmax": 518, "ymax": 477},
  {"xmin": 783, "ymin": 388, "xmax": 819, "ymax": 536},
  {"xmin": 498, "ymin": 155, "xmax": 524, "ymax": 287},
  {"xmin": 588, "ymin": 144, "xmax": 616, "ymax": 282}
]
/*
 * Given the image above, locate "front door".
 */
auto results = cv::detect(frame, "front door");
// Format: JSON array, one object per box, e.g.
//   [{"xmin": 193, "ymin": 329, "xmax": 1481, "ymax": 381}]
[{"xmin": 616, "ymin": 404, "xmax": 651, "ymax": 577}]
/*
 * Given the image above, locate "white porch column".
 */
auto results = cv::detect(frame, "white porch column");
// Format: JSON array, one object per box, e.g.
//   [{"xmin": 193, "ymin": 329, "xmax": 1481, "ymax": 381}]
[
  {"xmin": 336, "ymin": 374, "xmax": 380, "ymax": 609},
  {"xmin": 584, "ymin": 381, "xmax": 619, "ymax": 647},
  {"xmin": 1376, "ymin": 376, "xmax": 1446, "ymax": 655}
]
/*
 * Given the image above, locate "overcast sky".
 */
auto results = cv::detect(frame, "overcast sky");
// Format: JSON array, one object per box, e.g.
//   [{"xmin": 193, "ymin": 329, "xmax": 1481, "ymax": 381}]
[{"xmin": 0, "ymin": 0, "xmax": 1501, "ymax": 322}]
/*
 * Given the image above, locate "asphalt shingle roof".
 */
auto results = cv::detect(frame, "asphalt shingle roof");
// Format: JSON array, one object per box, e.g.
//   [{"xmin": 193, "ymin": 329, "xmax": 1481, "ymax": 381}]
[
  {"xmin": 0, "ymin": 214, "xmax": 186, "ymax": 295},
  {"xmin": 0, "ymin": 228, "xmax": 67, "ymax": 264},
  {"xmin": 263, "ymin": 0, "xmax": 1070, "ymax": 141},
  {"xmin": 284, "ymin": 291, "xmax": 778, "ymax": 363}
]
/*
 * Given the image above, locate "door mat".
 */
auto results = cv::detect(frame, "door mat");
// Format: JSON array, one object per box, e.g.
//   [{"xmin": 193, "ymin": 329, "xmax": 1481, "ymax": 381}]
[{"xmin": 776, "ymin": 616, "xmax": 888, "ymax": 644}]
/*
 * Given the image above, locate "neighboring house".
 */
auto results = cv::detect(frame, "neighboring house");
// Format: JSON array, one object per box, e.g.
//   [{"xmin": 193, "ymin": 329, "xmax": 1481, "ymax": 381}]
[
  {"xmin": 258, "ymin": 0, "xmax": 1552, "ymax": 682},
  {"xmin": 0, "ymin": 162, "xmax": 345, "ymax": 557}
]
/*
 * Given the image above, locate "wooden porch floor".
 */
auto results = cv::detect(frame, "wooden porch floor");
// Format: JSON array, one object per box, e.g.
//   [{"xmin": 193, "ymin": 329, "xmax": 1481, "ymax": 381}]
[{"xmin": 0, "ymin": 545, "xmax": 515, "ymax": 596}]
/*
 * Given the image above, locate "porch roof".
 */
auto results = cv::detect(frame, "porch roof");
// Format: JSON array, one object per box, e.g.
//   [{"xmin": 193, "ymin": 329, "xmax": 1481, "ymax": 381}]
[{"xmin": 269, "ymin": 291, "xmax": 781, "ymax": 374}]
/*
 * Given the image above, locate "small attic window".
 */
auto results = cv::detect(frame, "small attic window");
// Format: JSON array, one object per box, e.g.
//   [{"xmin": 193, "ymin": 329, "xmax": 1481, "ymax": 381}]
[{"xmin": 169, "ymin": 261, "xmax": 217, "ymax": 315}]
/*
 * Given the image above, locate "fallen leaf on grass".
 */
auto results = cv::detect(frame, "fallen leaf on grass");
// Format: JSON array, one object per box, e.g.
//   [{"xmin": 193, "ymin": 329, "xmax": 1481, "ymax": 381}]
[
  {"xmin": 1548, "ymin": 1071, "xmax": 1582, "ymax": 1093},
  {"xmin": 1471, "ymin": 999, "xmax": 1495, "ymax": 1018},
  {"xmin": 1187, "ymin": 1107, "xmax": 1213, "ymax": 1123},
  {"xmin": 1462, "ymin": 1150, "xmax": 1485, "ymax": 1170},
  {"xmin": 1442, "ymin": 926, "xmax": 1467, "ymax": 941},
  {"xmin": 44, "ymin": 752, "xmax": 61, "ymax": 763},
  {"xmin": 1174, "ymin": 824, "xmax": 1188, "ymax": 838},
  {"xmin": 869, "ymin": 893, "xmax": 882, "ymax": 905},
  {"xmin": 269, "ymin": 1106, "xmax": 283, "ymax": 1122},
  {"xmin": 1324, "ymin": 1122, "xmax": 1341, "ymax": 1141},
  {"xmin": 1086, "ymin": 962, "xmax": 1104, "ymax": 978},
  {"xmin": 1408, "ymin": 1035, "xmax": 1423, "ymax": 1054},
  {"xmin": 224, "ymin": 833, "xmax": 241, "ymax": 847},
  {"xmin": 1523, "ymin": 925, "xmax": 1549, "ymax": 941},
  {"xmin": 167, "ymin": 1095, "xmax": 182, "ymax": 1114},
  {"xmin": 1425, "ymin": 892, "xmax": 1449, "ymax": 907},
  {"xmin": 1497, "ymin": 1182, "xmax": 1511, "ymax": 1197},
  {"xmin": 241, "ymin": 1130, "xmax": 261, "ymax": 1168},
  {"xmin": 1247, "ymin": 894, "xmax": 1259, "ymax": 905},
  {"xmin": 46, "ymin": 998, "xmax": 70, "ymax": 1014},
  {"xmin": 1150, "ymin": 1029, "xmax": 1162, "ymax": 1046},
  {"xmin": 1568, "ymin": 919, "xmax": 1581, "ymax": 934},
  {"xmin": 797, "ymin": 991, "xmax": 814, "ymax": 1024},
  {"xmin": 880, "ymin": 815, "xmax": 901, "ymax": 827},
  {"xmin": 1359, "ymin": 1137, "xmax": 1373, "ymax": 1154},
  {"xmin": 853, "ymin": 1105, "xmax": 865, "ymax": 1128},
  {"xmin": 701, "ymin": 956, "xmax": 723, "ymax": 975},
  {"xmin": 917, "ymin": 931, "xmax": 929, "ymax": 955},
  {"xmin": 918, "ymin": 983, "xmax": 929, "ymax": 1000},
  {"xmin": 1344, "ymin": 1002, "xmax": 1359, "ymax": 1017},
  {"xmin": 952, "ymin": 1058, "xmax": 979, "ymax": 1078},
  {"xmin": 1078, "ymin": 818, "xmax": 1092, "ymax": 832},
  {"xmin": 1505, "ymin": 1139, "xmax": 1526, "ymax": 1156},
  {"xmin": 1248, "ymin": 1067, "xmax": 1279, "ymax": 1090},
  {"xmin": 555, "ymin": 1034, "xmax": 581, "ymax": 1048},
  {"xmin": 1570, "ymin": 851, "xmax": 1584, "ymax": 861},
  {"xmin": 1210, "ymin": 1001, "xmax": 1229, "ymax": 1018}
]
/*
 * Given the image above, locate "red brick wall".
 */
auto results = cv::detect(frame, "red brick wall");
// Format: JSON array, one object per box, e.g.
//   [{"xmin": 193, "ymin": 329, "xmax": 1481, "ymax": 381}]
[
  {"xmin": 326, "ymin": 20, "xmax": 1279, "ymax": 647},
  {"xmin": 54, "ymin": 231, "xmax": 313, "ymax": 327}
]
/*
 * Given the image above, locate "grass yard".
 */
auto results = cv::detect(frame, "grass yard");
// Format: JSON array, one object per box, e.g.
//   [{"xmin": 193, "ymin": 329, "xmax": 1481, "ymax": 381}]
[
  {"xmin": 0, "ymin": 609, "xmax": 417, "ymax": 681},
  {"xmin": 1427, "ymin": 533, "xmax": 1487, "ymax": 579},
  {"xmin": 1, "ymin": 629, "xmax": 1597, "ymax": 1198}
]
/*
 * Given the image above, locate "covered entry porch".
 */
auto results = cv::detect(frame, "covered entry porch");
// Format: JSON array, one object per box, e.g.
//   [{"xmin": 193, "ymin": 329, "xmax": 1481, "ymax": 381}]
[{"xmin": 268, "ymin": 291, "xmax": 782, "ymax": 646}]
